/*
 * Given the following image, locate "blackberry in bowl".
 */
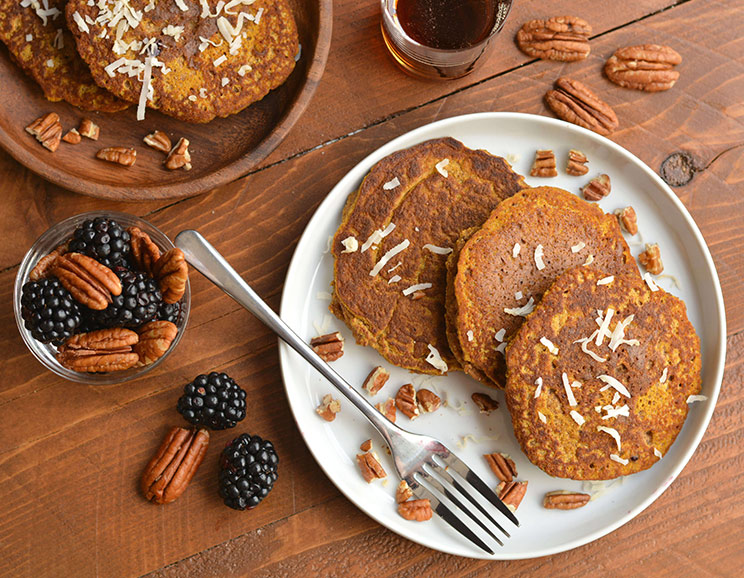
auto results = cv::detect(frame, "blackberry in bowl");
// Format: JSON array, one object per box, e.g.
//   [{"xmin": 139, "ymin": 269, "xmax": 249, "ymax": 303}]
[{"xmin": 13, "ymin": 211, "xmax": 190, "ymax": 385}]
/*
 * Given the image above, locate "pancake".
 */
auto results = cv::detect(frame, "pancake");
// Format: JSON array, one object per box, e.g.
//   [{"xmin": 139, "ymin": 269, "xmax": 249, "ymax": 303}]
[
  {"xmin": 65, "ymin": 0, "xmax": 298, "ymax": 123},
  {"xmin": 504, "ymin": 266, "xmax": 702, "ymax": 480},
  {"xmin": 331, "ymin": 137, "xmax": 527, "ymax": 375},
  {"xmin": 448, "ymin": 186, "xmax": 637, "ymax": 388},
  {"xmin": 0, "ymin": 0, "xmax": 126, "ymax": 112}
]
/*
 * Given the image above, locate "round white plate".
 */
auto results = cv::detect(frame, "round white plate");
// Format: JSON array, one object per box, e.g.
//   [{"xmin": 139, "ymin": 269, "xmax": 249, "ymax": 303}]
[{"xmin": 278, "ymin": 112, "xmax": 726, "ymax": 559}]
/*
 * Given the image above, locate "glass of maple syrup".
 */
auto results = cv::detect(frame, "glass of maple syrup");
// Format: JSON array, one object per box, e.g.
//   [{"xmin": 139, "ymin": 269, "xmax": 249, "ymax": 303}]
[{"xmin": 381, "ymin": 0, "xmax": 513, "ymax": 79}]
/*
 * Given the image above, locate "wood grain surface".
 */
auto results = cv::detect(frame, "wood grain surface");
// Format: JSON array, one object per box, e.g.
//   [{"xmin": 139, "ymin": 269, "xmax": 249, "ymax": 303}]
[{"xmin": 0, "ymin": 0, "xmax": 742, "ymax": 576}]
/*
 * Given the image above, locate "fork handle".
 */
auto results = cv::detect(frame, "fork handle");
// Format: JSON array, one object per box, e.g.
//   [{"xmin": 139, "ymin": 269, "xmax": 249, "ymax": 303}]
[{"xmin": 175, "ymin": 230, "xmax": 401, "ymax": 443}]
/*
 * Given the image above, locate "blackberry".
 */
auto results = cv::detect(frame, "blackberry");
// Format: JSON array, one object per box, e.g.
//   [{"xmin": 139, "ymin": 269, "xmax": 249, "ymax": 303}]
[
  {"xmin": 158, "ymin": 300, "xmax": 183, "ymax": 325},
  {"xmin": 219, "ymin": 433, "xmax": 278, "ymax": 510},
  {"xmin": 69, "ymin": 217, "xmax": 131, "ymax": 268},
  {"xmin": 94, "ymin": 268, "xmax": 162, "ymax": 328},
  {"xmin": 21, "ymin": 278, "xmax": 81, "ymax": 345},
  {"xmin": 177, "ymin": 372, "xmax": 247, "ymax": 430}
]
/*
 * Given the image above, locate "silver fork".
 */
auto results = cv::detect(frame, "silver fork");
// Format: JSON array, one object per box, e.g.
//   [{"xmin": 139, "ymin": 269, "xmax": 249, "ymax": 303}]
[{"xmin": 175, "ymin": 230, "xmax": 519, "ymax": 555}]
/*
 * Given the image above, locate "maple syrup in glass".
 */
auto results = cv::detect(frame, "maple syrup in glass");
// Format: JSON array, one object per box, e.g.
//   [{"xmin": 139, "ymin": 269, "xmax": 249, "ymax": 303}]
[{"xmin": 381, "ymin": 0, "xmax": 513, "ymax": 79}]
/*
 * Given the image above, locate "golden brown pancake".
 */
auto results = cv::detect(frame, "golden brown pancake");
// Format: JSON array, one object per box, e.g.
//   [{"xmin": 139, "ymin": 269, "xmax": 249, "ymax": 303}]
[
  {"xmin": 0, "ymin": 0, "xmax": 126, "ymax": 111},
  {"xmin": 65, "ymin": 0, "xmax": 298, "ymax": 122},
  {"xmin": 504, "ymin": 266, "xmax": 702, "ymax": 480},
  {"xmin": 331, "ymin": 137, "xmax": 527, "ymax": 374},
  {"xmin": 448, "ymin": 186, "xmax": 637, "ymax": 388}
]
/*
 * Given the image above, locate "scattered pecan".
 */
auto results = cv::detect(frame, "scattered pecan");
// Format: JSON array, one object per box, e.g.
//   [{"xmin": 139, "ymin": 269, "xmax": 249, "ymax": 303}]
[
  {"xmin": 545, "ymin": 78, "xmax": 619, "ymax": 136},
  {"xmin": 638, "ymin": 243, "xmax": 664, "ymax": 275},
  {"xmin": 128, "ymin": 226, "xmax": 161, "ymax": 276},
  {"xmin": 165, "ymin": 137, "xmax": 192, "ymax": 171},
  {"xmin": 360, "ymin": 439, "xmax": 372, "ymax": 452},
  {"xmin": 484, "ymin": 453, "xmax": 517, "ymax": 483},
  {"xmin": 141, "ymin": 426, "xmax": 210, "ymax": 504},
  {"xmin": 356, "ymin": 451, "xmax": 386, "ymax": 482},
  {"xmin": 53, "ymin": 252, "xmax": 122, "ymax": 310},
  {"xmin": 376, "ymin": 398, "xmax": 397, "ymax": 422},
  {"xmin": 615, "ymin": 206, "xmax": 638, "ymax": 235},
  {"xmin": 62, "ymin": 128, "xmax": 81, "ymax": 144},
  {"xmin": 605, "ymin": 44, "xmax": 682, "ymax": 92},
  {"xmin": 310, "ymin": 331, "xmax": 344, "ymax": 362},
  {"xmin": 582, "ymin": 174, "xmax": 611, "ymax": 201},
  {"xmin": 96, "ymin": 146, "xmax": 137, "ymax": 167},
  {"xmin": 29, "ymin": 242, "xmax": 68, "ymax": 281},
  {"xmin": 79, "ymin": 118, "xmax": 100, "ymax": 140},
  {"xmin": 316, "ymin": 394, "xmax": 341, "ymax": 422},
  {"xmin": 395, "ymin": 384, "xmax": 419, "ymax": 420},
  {"xmin": 566, "ymin": 149, "xmax": 589, "ymax": 176},
  {"xmin": 398, "ymin": 499, "xmax": 432, "ymax": 522},
  {"xmin": 57, "ymin": 327, "xmax": 139, "ymax": 372},
  {"xmin": 25, "ymin": 112, "xmax": 62, "ymax": 152},
  {"xmin": 396, "ymin": 480, "xmax": 413, "ymax": 503},
  {"xmin": 362, "ymin": 366, "xmax": 389, "ymax": 396},
  {"xmin": 497, "ymin": 480, "xmax": 528, "ymax": 512},
  {"xmin": 417, "ymin": 389, "xmax": 441, "ymax": 413},
  {"xmin": 153, "ymin": 248, "xmax": 188, "ymax": 304},
  {"xmin": 543, "ymin": 490, "xmax": 591, "ymax": 509},
  {"xmin": 530, "ymin": 149, "xmax": 557, "ymax": 177},
  {"xmin": 143, "ymin": 130, "xmax": 172, "ymax": 153},
  {"xmin": 134, "ymin": 320, "xmax": 178, "ymax": 366},
  {"xmin": 471, "ymin": 392, "xmax": 499, "ymax": 414},
  {"xmin": 516, "ymin": 16, "xmax": 592, "ymax": 62}
]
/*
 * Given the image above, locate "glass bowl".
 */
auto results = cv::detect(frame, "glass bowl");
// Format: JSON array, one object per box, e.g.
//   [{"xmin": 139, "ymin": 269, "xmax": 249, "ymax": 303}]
[{"xmin": 13, "ymin": 211, "xmax": 190, "ymax": 384}]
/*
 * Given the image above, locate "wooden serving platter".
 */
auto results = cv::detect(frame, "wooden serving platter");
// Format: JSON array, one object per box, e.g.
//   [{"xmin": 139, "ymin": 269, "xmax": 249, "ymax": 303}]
[{"xmin": 0, "ymin": 0, "xmax": 331, "ymax": 201}]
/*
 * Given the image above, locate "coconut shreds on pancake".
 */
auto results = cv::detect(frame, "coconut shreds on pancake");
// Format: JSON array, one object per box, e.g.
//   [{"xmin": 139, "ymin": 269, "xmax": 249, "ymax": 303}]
[
  {"xmin": 65, "ymin": 0, "xmax": 298, "ymax": 122},
  {"xmin": 0, "ymin": 0, "xmax": 127, "ymax": 111},
  {"xmin": 331, "ymin": 137, "xmax": 527, "ymax": 375},
  {"xmin": 447, "ymin": 186, "xmax": 637, "ymax": 389},
  {"xmin": 504, "ymin": 265, "xmax": 701, "ymax": 480}
]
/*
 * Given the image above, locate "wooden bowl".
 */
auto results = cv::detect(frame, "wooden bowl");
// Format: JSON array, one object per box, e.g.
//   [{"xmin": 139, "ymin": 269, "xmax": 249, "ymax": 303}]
[{"xmin": 0, "ymin": 0, "xmax": 332, "ymax": 201}]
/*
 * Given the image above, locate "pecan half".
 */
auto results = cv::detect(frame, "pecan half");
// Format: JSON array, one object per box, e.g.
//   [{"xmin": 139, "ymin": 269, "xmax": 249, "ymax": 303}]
[
  {"xmin": 153, "ymin": 248, "xmax": 188, "ymax": 304},
  {"xmin": 566, "ymin": 149, "xmax": 589, "ymax": 176},
  {"xmin": 79, "ymin": 118, "xmax": 100, "ymax": 140},
  {"xmin": 143, "ymin": 130, "xmax": 172, "ymax": 153},
  {"xmin": 396, "ymin": 480, "xmax": 413, "ymax": 503},
  {"xmin": 582, "ymin": 174, "xmax": 611, "ymax": 201},
  {"xmin": 362, "ymin": 366, "xmax": 389, "ymax": 396},
  {"xmin": 395, "ymin": 384, "xmax": 419, "ymax": 420},
  {"xmin": 310, "ymin": 331, "xmax": 344, "ymax": 362},
  {"xmin": 484, "ymin": 453, "xmax": 517, "ymax": 483},
  {"xmin": 26, "ymin": 112, "xmax": 62, "ymax": 152},
  {"xmin": 472, "ymin": 392, "xmax": 499, "ymax": 414},
  {"xmin": 545, "ymin": 78, "xmax": 618, "ymax": 136},
  {"xmin": 141, "ymin": 426, "xmax": 210, "ymax": 504},
  {"xmin": 62, "ymin": 128, "xmax": 81, "ymax": 144},
  {"xmin": 638, "ymin": 243, "xmax": 664, "ymax": 274},
  {"xmin": 605, "ymin": 44, "xmax": 682, "ymax": 92},
  {"xmin": 543, "ymin": 490, "xmax": 591, "ymax": 509},
  {"xmin": 53, "ymin": 252, "xmax": 122, "ymax": 310},
  {"xmin": 96, "ymin": 147, "xmax": 136, "ymax": 167},
  {"xmin": 29, "ymin": 242, "xmax": 68, "ymax": 281},
  {"xmin": 356, "ymin": 451, "xmax": 387, "ymax": 482},
  {"xmin": 417, "ymin": 389, "xmax": 441, "ymax": 413},
  {"xmin": 57, "ymin": 327, "xmax": 139, "ymax": 372},
  {"xmin": 497, "ymin": 480, "xmax": 528, "ymax": 512},
  {"xmin": 134, "ymin": 320, "xmax": 178, "ymax": 366},
  {"xmin": 316, "ymin": 394, "xmax": 341, "ymax": 422},
  {"xmin": 516, "ymin": 16, "xmax": 592, "ymax": 62},
  {"xmin": 128, "ymin": 226, "xmax": 161, "ymax": 276},
  {"xmin": 615, "ymin": 206, "xmax": 638, "ymax": 235},
  {"xmin": 376, "ymin": 398, "xmax": 396, "ymax": 422},
  {"xmin": 530, "ymin": 149, "xmax": 557, "ymax": 177},
  {"xmin": 165, "ymin": 137, "xmax": 192, "ymax": 171},
  {"xmin": 398, "ymin": 499, "xmax": 432, "ymax": 521},
  {"xmin": 360, "ymin": 439, "xmax": 372, "ymax": 452}
]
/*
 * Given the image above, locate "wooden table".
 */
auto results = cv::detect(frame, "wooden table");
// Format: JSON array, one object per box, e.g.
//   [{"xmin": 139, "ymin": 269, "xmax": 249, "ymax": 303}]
[{"xmin": 1, "ymin": 0, "xmax": 742, "ymax": 576}]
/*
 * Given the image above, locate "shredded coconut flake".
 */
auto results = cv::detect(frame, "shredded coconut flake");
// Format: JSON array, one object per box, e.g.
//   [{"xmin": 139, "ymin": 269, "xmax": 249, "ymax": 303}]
[
  {"xmin": 539, "ymin": 337, "xmax": 559, "ymax": 355},
  {"xmin": 608, "ymin": 314, "xmax": 639, "ymax": 352},
  {"xmin": 361, "ymin": 223, "xmax": 396, "ymax": 252},
  {"xmin": 466, "ymin": 330, "xmax": 474, "ymax": 342},
  {"xmin": 654, "ymin": 447, "xmax": 663, "ymax": 459},
  {"xmin": 504, "ymin": 296, "xmax": 535, "ymax": 317},
  {"xmin": 425, "ymin": 344, "xmax": 448, "ymax": 374},
  {"xmin": 387, "ymin": 262, "xmax": 402, "ymax": 273},
  {"xmin": 388, "ymin": 275, "xmax": 401, "ymax": 284},
  {"xmin": 341, "ymin": 236, "xmax": 358, "ymax": 253},
  {"xmin": 597, "ymin": 276, "xmax": 614, "ymax": 286},
  {"xmin": 687, "ymin": 395, "xmax": 708, "ymax": 404},
  {"xmin": 383, "ymin": 177, "xmax": 400, "ymax": 190},
  {"xmin": 534, "ymin": 244, "xmax": 546, "ymax": 270},
  {"xmin": 423, "ymin": 244, "xmax": 453, "ymax": 255},
  {"xmin": 660, "ymin": 367, "xmax": 668, "ymax": 384},
  {"xmin": 598, "ymin": 375, "xmax": 631, "ymax": 398},
  {"xmin": 583, "ymin": 254, "xmax": 594, "ymax": 266},
  {"xmin": 538, "ymin": 411, "xmax": 547, "ymax": 423},
  {"xmin": 402, "ymin": 282, "xmax": 432, "ymax": 296},
  {"xmin": 571, "ymin": 241, "xmax": 586, "ymax": 253},
  {"xmin": 175, "ymin": 0, "xmax": 189, "ymax": 10},
  {"xmin": 570, "ymin": 410, "xmax": 585, "ymax": 426},
  {"xmin": 495, "ymin": 342, "xmax": 507, "ymax": 355},
  {"xmin": 435, "ymin": 158, "xmax": 449, "ymax": 177},
  {"xmin": 597, "ymin": 426, "xmax": 622, "ymax": 451},
  {"xmin": 238, "ymin": 63, "xmax": 252, "ymax": 76},
  {"xmin": 610, "ymin": 454, "xmax": 629, "ymax": 465},
  {"xmin": 612, "ymin": 391, "xmax": 620, "ymax": 405},
  {"xmin": 213, "ymin": 54, "xmax": 227, "ymax": 67},
  {"xmin": 512, "ymin": 243, "xmax": 521, "ymax": 258},
  {"xmin": 26, "ymin": 34, "xmax": 33, "ymax": 41},
  {"xmin": 494, "ymin": 328, "xmax": 506, "ymax": 342},
  {"xmin": 136, "ymin": 55, "xmax": 154, "ymax": 121},
  {"xmin": 534, "ymin": 377, "xmax": 543, "ymax": 398},
  {"xmin": 72, "ymin": 11, "xmax": 89, "ymax": 33},
  {"xmin": 595, "ymin": 308, "xmax": 614, "ymax": 347},
  {"xmin": 370, "ymin": 239, "xmax": 410, "ymax": 276},
  {"xmin": 514, "ymin": 291, "xmax": 523, "ymax": 300},
  {"xmin": 562, "ymin": 373, "xmax": 577, "ymax": 406},
  {"xmin": 46, "ymin": 59, "xmax": 54, "ymax": 67},
  {"xmin": 602, "ymin": 405, "xmax": 630, "ymax": 420},
  {"xmin": 574, "ymin": 333, "xmax": 608, "ymax": 363},
  {"xmin": 644, "ymin": 272, "xmax": 659, "ymax": 292}
]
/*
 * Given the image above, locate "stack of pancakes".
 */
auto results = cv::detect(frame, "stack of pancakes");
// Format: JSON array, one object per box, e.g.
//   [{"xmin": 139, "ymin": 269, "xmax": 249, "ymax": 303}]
[
  {"xmin": 331, "ymin": 138, "xmax": 701, "ymax": 480},
  {"xmin": 1, "ymin": 0, "xmax": 298, "ymax": 122}
]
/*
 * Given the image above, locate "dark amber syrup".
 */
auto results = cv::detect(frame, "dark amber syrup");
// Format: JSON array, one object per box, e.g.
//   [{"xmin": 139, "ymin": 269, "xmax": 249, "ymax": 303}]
[{"xmin": 396, "ymin": 0, "xmax": 498, "ymax": 50}]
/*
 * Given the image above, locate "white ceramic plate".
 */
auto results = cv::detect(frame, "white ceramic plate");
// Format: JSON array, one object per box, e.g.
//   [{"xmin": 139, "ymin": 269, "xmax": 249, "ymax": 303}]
[{"xmin": 278, "ymin": 113, "xmax": 726, "ymax": 559}]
